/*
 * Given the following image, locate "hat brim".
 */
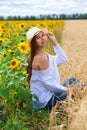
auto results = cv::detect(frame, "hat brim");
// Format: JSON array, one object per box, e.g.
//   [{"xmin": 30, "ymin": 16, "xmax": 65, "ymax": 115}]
[{"xmin": 33, "ymin": 30, "xmax": 42, "ymax": 37}]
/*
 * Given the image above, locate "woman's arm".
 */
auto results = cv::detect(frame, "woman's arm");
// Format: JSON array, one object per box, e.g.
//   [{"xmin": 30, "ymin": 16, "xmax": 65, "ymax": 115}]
[
  {"xmin": 40, "ymin": 74, "xmax": 67, "ymax": 93},
  {"xmin": 53, "ymin": 44, "xmax": 68, "ymax": 64},
  {"xmin": 47, "ymin": 31, "xmax": 68, "ymax": 64}
]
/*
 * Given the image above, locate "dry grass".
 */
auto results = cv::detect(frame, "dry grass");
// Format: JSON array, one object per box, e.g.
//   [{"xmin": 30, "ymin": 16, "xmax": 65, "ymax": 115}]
[
  {"xmin": 48, "ymin": 20, "xmax": 87, "ymax": 130},
  {"xmin": 60, "ymin": 20, "xmax": 87, "ymax": 84}
]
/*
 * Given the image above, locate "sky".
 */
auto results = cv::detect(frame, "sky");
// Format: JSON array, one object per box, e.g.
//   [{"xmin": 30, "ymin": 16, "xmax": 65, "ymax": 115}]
[{"xmin": 0, "ymin": 0, "xmax": 87, "ymax": 17}]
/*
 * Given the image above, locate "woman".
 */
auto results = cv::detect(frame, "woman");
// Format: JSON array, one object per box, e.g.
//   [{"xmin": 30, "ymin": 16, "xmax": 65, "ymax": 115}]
[{"xmin": 26, "ymin": 27, "xmax": 78, "ymax": 110}]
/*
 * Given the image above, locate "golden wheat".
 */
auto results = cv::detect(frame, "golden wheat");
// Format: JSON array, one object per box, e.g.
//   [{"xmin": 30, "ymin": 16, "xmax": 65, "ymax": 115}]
[{"xmin": 49, "ymin": 20, "xmax": 87, "ymax": 130}]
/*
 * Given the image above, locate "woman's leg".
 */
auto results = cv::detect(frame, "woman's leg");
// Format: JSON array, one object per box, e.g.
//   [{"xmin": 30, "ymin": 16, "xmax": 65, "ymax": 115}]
[
  {"xmin": 45, "ymin": 90, "xmax": 67, "ymax": 110},
  {"xmin": 62, "ymin": 77, "xmax": 80, "ymax": 87},
  {"xmin": 45, "ymin": 78, "xmax": 80, "ymax": 110}
]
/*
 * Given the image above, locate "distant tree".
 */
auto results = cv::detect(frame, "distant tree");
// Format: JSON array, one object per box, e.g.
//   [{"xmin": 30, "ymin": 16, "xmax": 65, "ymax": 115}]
[
  {"xmin": 79, "ymin": 13, "xmax": 87, "ymax": 19},
  {"xmin": 29, "ymin": 15, "xmax": 36, "ymax": 20},
  {"xmin": 39, "ymin": 15, "xmax": 46, "ymax": 20},
  {"xmin": 1, "ymin": 13, "xmax": 87, "ymax": 20},
  {"xmin": 46, "ymin": 14, "xmax": 52, "ymax": 19},
  {"xmin": 84, "ymin": 14, "xmax": 87, "ymax": 19},
  {"xmin": 59, "ymin": 14, "xmax": 67, "ymax": 19},
  {"xmin": 24, "ymin": 16, "xmax": 30, "ymax": 20},
  {"xmin": 17, "ymin": 16, "xmax": 21, "ymax": 20},
  {"xmin": 13, "ymin": 16, "xmax": 19, "ymax": 20},
  {"xmin": 72, "ymin": 14, "xmax": 77, "ymax": 19},
  {"xmin": 52, "ymin": 14, "xmax": 58, "ymax": 19},
  {"xmin": 7, "ymin": 16, "xmax": 12, "ymax": 20},
  {"xmin": 0, "ymin": 16, "xmax": 4, "ymax": 20}
]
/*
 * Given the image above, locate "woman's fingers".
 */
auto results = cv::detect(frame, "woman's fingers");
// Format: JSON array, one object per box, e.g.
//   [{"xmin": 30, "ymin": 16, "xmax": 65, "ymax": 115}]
[
  {"xmin": 42, "ymin": 28, "xmax": 53, "ymax": 36},
  {"xmin": 42, "ymin": 28, "xmax": 48, "ymax": 35}
]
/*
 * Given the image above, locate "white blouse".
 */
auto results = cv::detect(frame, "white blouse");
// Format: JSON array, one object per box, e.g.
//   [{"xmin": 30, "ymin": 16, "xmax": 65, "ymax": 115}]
[{"xmin": 30, "ymin": 44, "xmax": 68, "ymax": 109}]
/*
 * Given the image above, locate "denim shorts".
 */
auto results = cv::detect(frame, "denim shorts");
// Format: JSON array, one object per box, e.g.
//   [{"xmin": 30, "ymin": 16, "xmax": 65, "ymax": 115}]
[
  {"xmin": 45, "ymin": 77, "xmax": 80, "ymax": 110},
  {"xmin": 45, "ymin": 90, "xmax": 67, "ymax": 110}
]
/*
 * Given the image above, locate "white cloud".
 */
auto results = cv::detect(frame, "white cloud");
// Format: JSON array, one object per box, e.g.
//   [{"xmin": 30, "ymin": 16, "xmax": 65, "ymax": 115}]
[{"xmin": 0, "ymin": 0, "xmax": 87, "ymax": 16}]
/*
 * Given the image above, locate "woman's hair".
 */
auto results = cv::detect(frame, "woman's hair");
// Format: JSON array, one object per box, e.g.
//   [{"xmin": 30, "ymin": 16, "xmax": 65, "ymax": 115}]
[{"xmin": 26, "ymin": 36, "xmax": 38, "ymax": 83}]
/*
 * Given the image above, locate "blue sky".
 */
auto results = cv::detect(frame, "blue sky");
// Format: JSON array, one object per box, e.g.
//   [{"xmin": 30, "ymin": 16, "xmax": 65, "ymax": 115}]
[{"xmin": 0, "ymin": 0, "xmax": 87, "ymax": 16}]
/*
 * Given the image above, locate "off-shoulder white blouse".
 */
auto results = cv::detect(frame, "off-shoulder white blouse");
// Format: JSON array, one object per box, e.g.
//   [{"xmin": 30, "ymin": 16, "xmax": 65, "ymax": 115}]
[{"xmin": 30, "ymin": 44, "xmax": 68, "ymax": 109}]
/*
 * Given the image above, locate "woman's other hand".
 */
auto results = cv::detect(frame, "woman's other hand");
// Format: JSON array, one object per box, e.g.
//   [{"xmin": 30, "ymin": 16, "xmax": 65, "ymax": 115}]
[{"xmin": 43, "ymin": 28, "xmax": 58, "ymax": 46}]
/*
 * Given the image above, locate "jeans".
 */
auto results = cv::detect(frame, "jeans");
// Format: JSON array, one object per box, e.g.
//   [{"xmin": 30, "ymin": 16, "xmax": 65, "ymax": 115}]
[{"xmin": 45, "ymin": 77, "xmax": 80, "ymax": 110}]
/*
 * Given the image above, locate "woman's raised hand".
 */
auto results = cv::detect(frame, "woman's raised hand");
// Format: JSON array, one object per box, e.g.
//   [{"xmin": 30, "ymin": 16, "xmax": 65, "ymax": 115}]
[
  {"xmin": 42, "ymin": 28, "xmax": 58, "ymax": 46},
  {"xmin": 47, "ymin": 31, "xmax": 58, "ymax": 46}
]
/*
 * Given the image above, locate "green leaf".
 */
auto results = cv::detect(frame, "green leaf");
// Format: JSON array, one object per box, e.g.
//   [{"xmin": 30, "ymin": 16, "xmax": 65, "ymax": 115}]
[
  {"xmin": 21, "ymin": 62, "xmax": 28, "ymax": 67},
  {"xmin": 0, "ymin": 70, "xmax": 3, "ymax": 73},
  {"xmin": 2, "ymin": 88, "xmax": 9, "ymax": 99},
  {"xmin": 7, "ymin": 81, "xmax": 15, "ymax": 87}
]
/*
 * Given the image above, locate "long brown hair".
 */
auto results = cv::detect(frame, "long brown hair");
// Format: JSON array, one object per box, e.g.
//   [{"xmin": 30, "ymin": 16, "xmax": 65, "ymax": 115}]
[{"xmin": 26, "ymin": 36, "xmax": 38, "ymax": 83}]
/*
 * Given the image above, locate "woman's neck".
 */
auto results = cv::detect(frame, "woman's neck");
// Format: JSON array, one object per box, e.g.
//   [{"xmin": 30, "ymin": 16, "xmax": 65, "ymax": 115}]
[{"xmin": 37, "ymin": 48, "xmax": 46, "ymax": 55}]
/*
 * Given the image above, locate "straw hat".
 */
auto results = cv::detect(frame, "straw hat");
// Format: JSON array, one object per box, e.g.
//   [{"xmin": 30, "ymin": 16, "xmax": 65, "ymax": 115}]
[{"xmin": 26, "ymin": 27, "xmax": 42, "ymax": 43}]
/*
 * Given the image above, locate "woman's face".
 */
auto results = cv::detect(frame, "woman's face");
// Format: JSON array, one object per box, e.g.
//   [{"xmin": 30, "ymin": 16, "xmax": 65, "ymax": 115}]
[{"xmin": 35, "ymin": 31, "xmax": 47, "ymax": 48}]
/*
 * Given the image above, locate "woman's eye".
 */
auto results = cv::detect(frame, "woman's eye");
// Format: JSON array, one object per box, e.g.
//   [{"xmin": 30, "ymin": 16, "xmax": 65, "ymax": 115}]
[
  {"xmin": 42, "ymin": 34, "xmax": 44, "ymax": 37},
  {"xmin": 36, "ymin": 36, "xmax": 40, "ymax": 39},
  {"xmin": 36, "ymin": 33, "xmax": 45, "ymax": 40}
]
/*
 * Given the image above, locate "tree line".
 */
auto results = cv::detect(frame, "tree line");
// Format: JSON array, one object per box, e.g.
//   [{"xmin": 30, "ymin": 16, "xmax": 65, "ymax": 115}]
[{"xmin": 0, "ymin": 13, "xmax": 87, "ymax": 20}]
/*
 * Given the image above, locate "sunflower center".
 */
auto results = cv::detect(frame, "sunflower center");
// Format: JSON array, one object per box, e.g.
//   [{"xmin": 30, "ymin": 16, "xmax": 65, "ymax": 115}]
[
  {"xmin": 3, "ymin": 53, "xmax": 7, "ymax": 58},
  {"xmin": 12, "ymin": 61, "xmax": 16, "ymax": 66},
  {"xmin": 5, "ymin": 39, "xmax": 8, "ymax": 42},
  {"xmin": 21, "ymin": 45, "xmax": 26, "ymax": 50},
  {"xmin": 0, "ymin": 40, "xmax": 2, "ymax": 44},
  {"xmin": 21, "ymin": 25, "xmax": 24, "ymax": 28}
]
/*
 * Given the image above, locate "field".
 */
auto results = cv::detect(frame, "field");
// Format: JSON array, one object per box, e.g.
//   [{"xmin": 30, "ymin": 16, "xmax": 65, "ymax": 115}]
[
  {"xmin": 0, "ymin": 19, "xmax": 87, "ymax": 129},
  {"xmin": 0, "ymin": 20, "xmax": 65, "ymax": 129},
  {"xmin": 49, "ymin": 20, "xmax": 87, "ymax": 130},
  {"xmin": 61, "ymin": 20, "xmax": 87, "ymax": 83},
  {"xmin": 63, "ymin": 20, "xmax": 87, "ymax": 130}
]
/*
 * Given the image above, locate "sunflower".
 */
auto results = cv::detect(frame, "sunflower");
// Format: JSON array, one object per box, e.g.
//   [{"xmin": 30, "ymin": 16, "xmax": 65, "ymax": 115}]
[
  {"xmin": 23, "ymin": 70, "xmax": 29, "ymax": 78},
  {"xmin": 24, "ymin": 81, "xmax": 29, "ymax": 89},
  {"xmin": 0, "ymin": 30, "xmax": 3, "ymax": 36},
  {"xmin": 4, "ymin": 38, "xmax": 9, "ymax": 43},
  {"xmin": 19, "ymin": 23, "xmax": 25, "ymax": 29},
  {"xmin": 17, "ymin": 33, "xmax": 21, "ymax": 37},
  {"xmin": 0, "ymin": 38, "xmax": 9, "ymax": 44},
  {"xmin": 10, "ymin": 59, "xmax": 19, "ymax": 69},
  {"xmin": 0, "ymin": 38, "xmax": 4, "ymax": 44},
  {"xmin": 18, "ymin": 42, "xmax": 30, "ymax": 54},
  {"xmin": 7, "ymin": 49, "xmax": 13, "ymax": 53},
  {"xmin": 3, "ymin": 52, "xmax": 7, "ymax": 58}
]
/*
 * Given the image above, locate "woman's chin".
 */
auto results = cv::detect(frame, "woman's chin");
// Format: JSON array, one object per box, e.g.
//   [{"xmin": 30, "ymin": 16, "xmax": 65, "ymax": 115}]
[{"xmin": 41, "ymin": 41, "xmax": 47, "ymax": 45}]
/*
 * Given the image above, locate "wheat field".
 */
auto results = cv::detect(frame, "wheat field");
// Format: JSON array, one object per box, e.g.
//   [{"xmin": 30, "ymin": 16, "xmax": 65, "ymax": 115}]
[
  {"xmin": 49, "ymin": 20, "xmax": 87, "ymax": 130},
  {"xmin": 60, "ymin": 20, "xmax": 87, "ymax": 84}
]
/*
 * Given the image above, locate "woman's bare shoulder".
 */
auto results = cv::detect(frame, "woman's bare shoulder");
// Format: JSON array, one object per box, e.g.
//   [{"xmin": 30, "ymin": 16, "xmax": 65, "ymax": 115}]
[
  {"xmin": 32, "ymin": 54, "xmax": 49, "ymax": 70},
  {"xmin": 32, "ymin": 55, "xmax": 41, "ymax": 70}
]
